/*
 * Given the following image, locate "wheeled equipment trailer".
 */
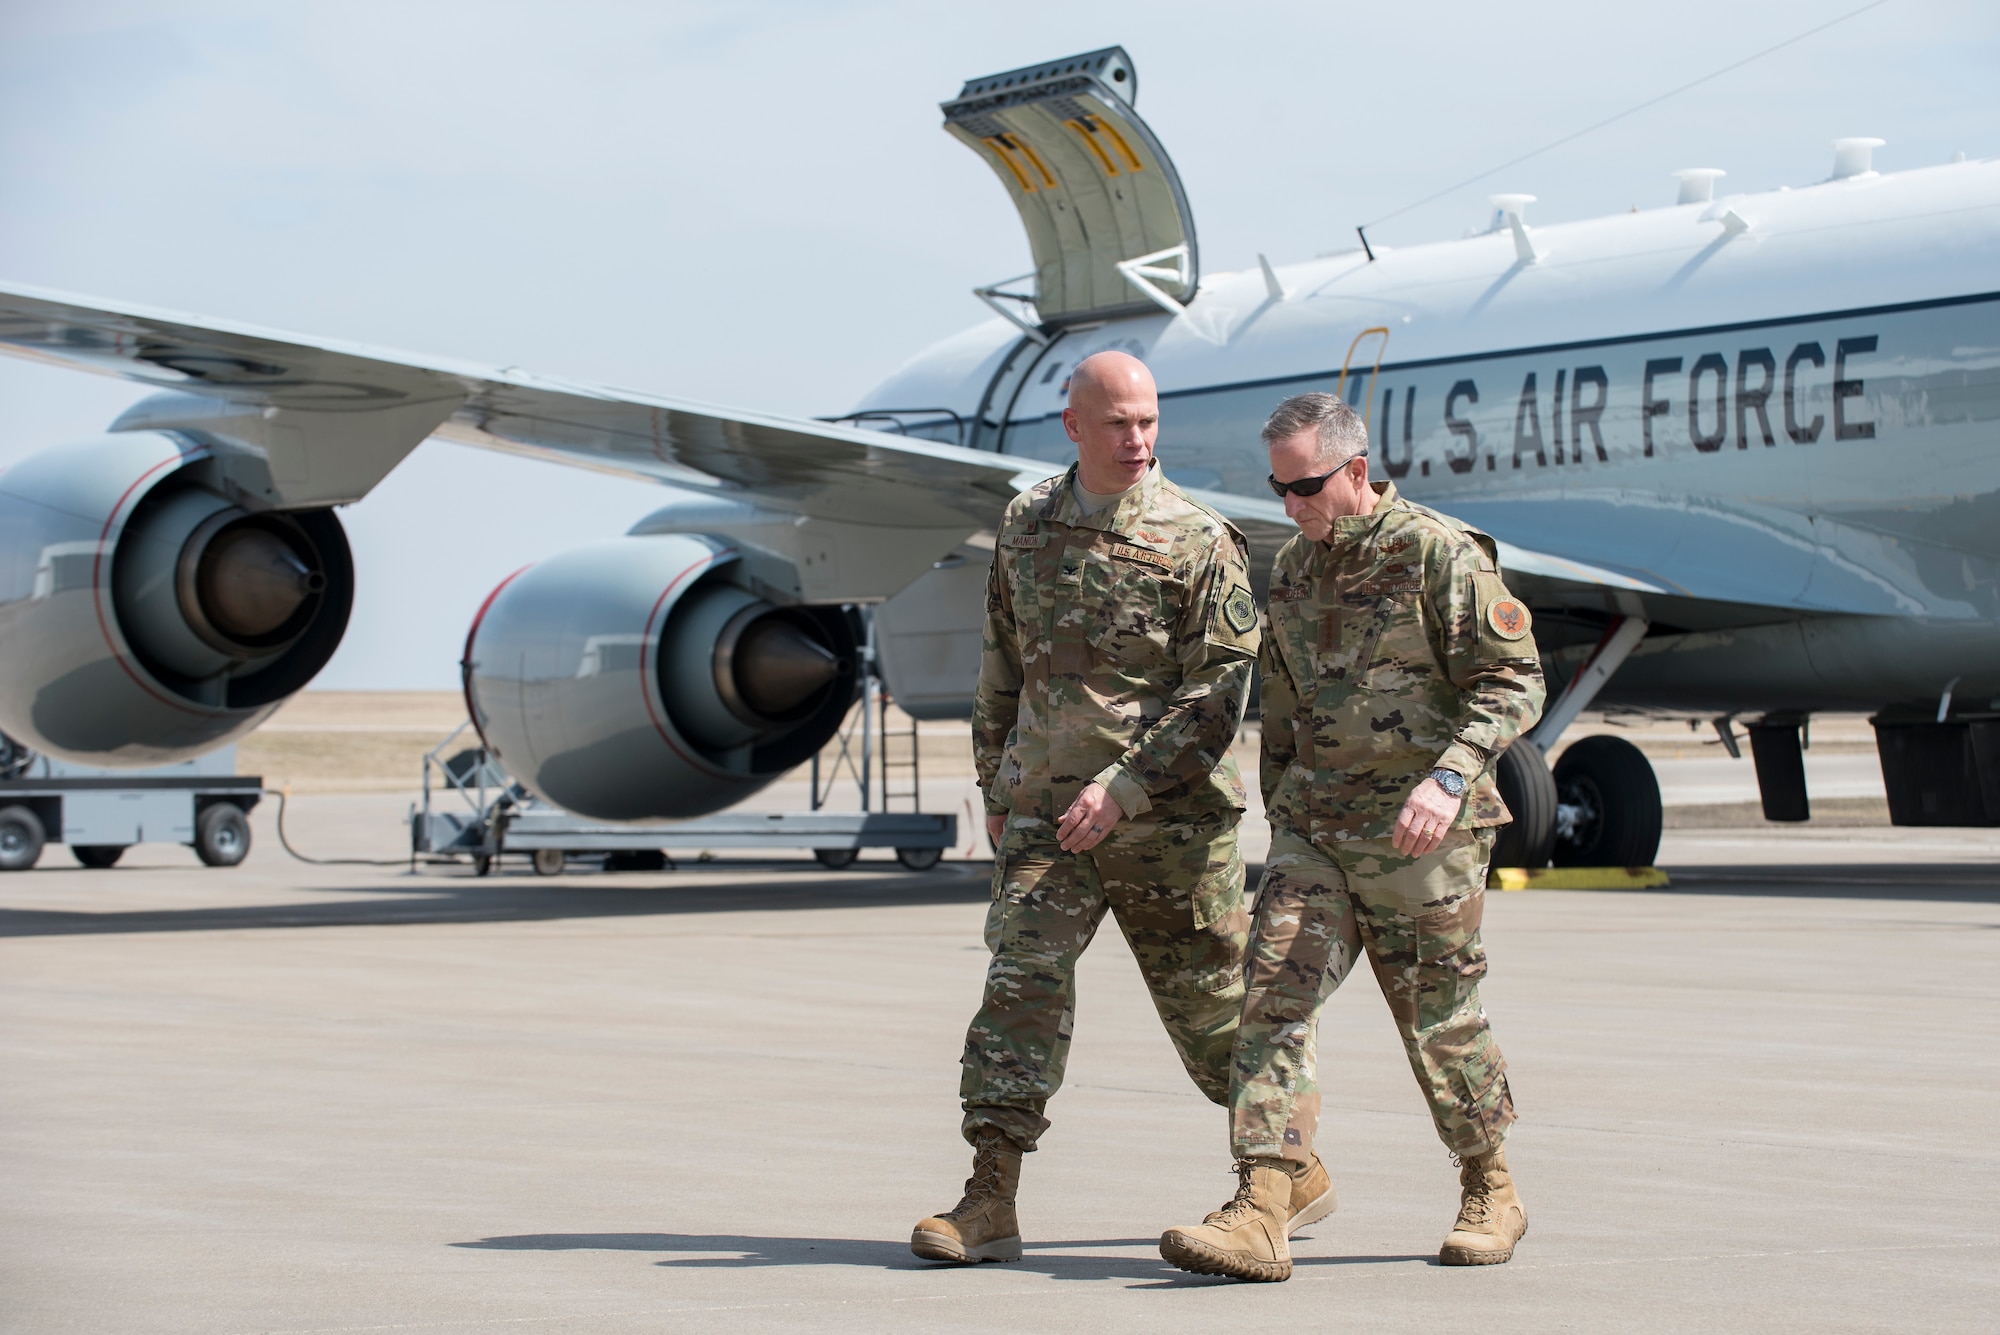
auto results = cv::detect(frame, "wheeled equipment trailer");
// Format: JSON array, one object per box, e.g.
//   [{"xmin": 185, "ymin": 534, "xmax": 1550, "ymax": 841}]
[
  {"xmin": 430, "ymin": 800, "xmax": 958, "ymax": 877},
  {"xmin": 411, "ymin": 707, "xmax": 957, "ymax": 877},
  {"xmin": 0, "ymin": 734, "xmax": 260, "ymax": 871}
]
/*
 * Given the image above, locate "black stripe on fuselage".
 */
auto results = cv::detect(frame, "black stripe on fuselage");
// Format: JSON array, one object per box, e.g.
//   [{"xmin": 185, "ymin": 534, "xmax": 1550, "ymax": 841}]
[{"xmin": 999, "ymin": 287, "xmax": 2000, "ymax": 426}]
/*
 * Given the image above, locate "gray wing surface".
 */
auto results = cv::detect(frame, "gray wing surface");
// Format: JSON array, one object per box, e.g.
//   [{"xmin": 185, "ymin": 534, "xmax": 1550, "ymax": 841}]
[{"xmin": 0, "ymin": 281, "xmax": 1028, "ymax": 534}]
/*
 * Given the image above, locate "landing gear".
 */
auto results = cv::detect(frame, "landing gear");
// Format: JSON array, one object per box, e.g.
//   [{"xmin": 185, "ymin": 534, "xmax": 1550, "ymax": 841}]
[
  {"xmin": 1490, "ymin": 741, "xmax": 1557, "ymax": 869},
  {"xmin": 1551, "ymin": 736, "xmax": 1663, "ymax": 867}
]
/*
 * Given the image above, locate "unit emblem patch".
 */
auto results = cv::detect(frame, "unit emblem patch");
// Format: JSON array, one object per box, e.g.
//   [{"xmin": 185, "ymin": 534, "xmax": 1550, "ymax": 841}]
[
  {"xmin": 1224, "ymin": 587, "xmax": 1259, "ymax": 634},
  {"xmin": 1486, "ymin": 597, "xmax": 1531, "ymax": 640}
]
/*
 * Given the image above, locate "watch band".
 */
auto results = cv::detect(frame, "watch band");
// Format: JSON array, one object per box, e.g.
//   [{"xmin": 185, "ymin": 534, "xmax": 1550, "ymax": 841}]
[{"xmin": 1429, "ymin": 767, "xmax": 1467, "ymax": 797}]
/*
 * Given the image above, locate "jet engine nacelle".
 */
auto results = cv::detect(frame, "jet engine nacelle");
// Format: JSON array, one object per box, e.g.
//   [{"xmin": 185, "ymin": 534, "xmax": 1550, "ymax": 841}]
[
  {"xmin": 463, "ymin": 535, "xmax": 859, "ymax": 821},
  {"xmin": 0, "ymin": 432, "xmax": 354, "ymax": 765}
]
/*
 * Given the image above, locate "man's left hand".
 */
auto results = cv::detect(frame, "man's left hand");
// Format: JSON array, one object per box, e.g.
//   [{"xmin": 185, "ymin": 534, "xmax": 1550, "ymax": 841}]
[
  {"xmin": 1056, "ymin": 783, "xmax": 1124, "ymax": 853},
  {"xmin": 1391, "ymin": 778, "xmax": 1463, "ymax": 858}
]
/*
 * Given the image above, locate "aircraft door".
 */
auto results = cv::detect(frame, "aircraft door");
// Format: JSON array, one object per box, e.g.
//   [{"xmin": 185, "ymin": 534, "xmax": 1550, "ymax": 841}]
[
  {"xmin": 1338, "ymin": 326, "xmax": 1391, "ymax": 436},
  {"xmin": 943, "ymin": 47, "xmax": 1200, "ymax": 329},
  {"xmin": 968, "ymin": 331, "xmax": 1068, "ymax": 454}
]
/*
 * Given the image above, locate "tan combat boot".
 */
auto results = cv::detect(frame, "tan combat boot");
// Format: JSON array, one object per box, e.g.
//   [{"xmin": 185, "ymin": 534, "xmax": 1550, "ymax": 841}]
[
  {"xmin": 1289, "ymin": 1153, "xmax": 1337, "ymax": 1236},
  {"xmin": 910, "ymin": 1129, "xmax": 1023, "ymax": 1264},
  {"xmin": 1439, "ymin": 1145, "xmax": 1528, "ymax": 1265},
  {"xmin": 1158, "ymin": 1159, "xmax": 1294, "ymax": 1282}
]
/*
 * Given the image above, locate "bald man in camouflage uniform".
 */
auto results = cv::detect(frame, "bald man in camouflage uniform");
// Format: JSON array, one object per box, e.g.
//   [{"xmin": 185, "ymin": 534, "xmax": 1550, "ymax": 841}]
[
  {"xmin": 912, "ymin": 352, "xmax": 1332, "ymax": 1266},
  {"xmin": 1161, "ymin": 392, "xmax": 1545, "ymax": 1283}
]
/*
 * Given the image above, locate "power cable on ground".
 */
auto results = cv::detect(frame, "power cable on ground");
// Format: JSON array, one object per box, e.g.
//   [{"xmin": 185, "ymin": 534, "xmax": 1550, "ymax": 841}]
[{"xmin": 263, "ymin": 786, "xmax": 413, "ymax": 868}]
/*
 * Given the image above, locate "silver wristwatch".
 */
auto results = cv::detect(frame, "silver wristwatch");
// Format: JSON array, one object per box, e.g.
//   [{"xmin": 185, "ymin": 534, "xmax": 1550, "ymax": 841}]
[{"xmin": 1428, "ymin": 768, "xmax": 1467, "ymax": 797}]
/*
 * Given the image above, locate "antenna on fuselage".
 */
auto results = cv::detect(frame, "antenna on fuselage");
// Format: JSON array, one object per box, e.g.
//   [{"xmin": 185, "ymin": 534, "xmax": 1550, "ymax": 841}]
[
  {"xmin": 1672, "ymin": 168, "xmax": 1726, "ymax": 204},
  {"xmin": 1829, "ymin": 137, "xmax": 1885, "ymax": 180}
]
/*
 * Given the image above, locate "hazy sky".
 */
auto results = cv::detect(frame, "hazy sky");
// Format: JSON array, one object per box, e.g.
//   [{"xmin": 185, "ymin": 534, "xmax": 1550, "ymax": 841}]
[{"xmin": 3, "ymin": 0, "xmax": 1994, "ymax": 689}]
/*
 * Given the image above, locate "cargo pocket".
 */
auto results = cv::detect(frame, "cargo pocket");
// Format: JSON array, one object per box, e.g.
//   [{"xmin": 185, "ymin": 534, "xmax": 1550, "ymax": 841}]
[
  {"xmin": 1187, "ymin": 841, "xmax": 1249, "ymax": 992},
  {"xmin": 1412, "ymin": 891, "xmax": 1488, "ymax": 1032}
]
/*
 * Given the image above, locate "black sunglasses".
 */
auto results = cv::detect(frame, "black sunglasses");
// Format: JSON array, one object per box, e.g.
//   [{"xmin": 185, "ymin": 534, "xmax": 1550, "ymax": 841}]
[{"xmin": 1267, "ymin": 457, "xmax": 1363, "ymax": 498}]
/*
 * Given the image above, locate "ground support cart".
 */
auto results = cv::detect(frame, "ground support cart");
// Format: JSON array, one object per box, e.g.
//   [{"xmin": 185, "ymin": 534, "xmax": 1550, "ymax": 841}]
[
  {"xmin": 410, "ymin": 722, "xmax": 956, "ymax": 877},
  {"xmin": 0, "ymin": 735, "xmax": 261, "ymax": 871}
]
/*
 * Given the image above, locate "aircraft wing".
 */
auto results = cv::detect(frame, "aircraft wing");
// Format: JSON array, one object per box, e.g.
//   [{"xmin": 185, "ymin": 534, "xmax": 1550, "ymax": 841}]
[
  {"xmin": 1189, "ymin": 487, "xmax": 1673, "ymax": 595},
  {"xmin": 0, "ymin": 281, "xmax": 1031, "ymax": 549}
]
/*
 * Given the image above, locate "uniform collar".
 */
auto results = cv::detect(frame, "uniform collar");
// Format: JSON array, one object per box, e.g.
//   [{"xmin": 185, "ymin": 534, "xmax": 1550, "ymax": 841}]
[
  {"xmin": 1045, "ymin": 459, "xmax": 1161, "ymax": 536},
  {"xmin": 1325, "ymin": 480, "xmax": 1399, "ymax": 547}
]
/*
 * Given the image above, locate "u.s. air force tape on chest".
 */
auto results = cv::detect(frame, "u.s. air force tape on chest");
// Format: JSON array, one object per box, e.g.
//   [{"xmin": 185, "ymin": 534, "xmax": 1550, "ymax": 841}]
[
  {"xmin": 1224, "ymin": 587, "xmax": 1258, "ymax": 633},
  {"xmin": 1486, "ymin": 596, "xmax": 1531, "ymax": 640}
]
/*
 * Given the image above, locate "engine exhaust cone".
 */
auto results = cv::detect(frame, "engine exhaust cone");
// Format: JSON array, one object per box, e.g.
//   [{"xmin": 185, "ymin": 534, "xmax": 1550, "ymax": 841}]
[
  {"xmin": 192, "ymin": 524, "xmax": 323, "ymax": 646},
  {"xmin": 731, "ymin": 616, "xmax": 842, "ymax": 717}
]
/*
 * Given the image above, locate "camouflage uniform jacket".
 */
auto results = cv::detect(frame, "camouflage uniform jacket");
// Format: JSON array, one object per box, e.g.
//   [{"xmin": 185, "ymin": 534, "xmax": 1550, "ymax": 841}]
[
  {"xmin": 1261, "ymin": 481, "xmax": 1545, "ymax": 841},
  {"xmin": 975, "ymin": 462, "xmax": 1262, "ymax": 825}
]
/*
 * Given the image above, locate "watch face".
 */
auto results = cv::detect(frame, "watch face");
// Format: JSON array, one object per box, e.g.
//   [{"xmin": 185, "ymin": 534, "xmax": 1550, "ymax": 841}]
[{"xmin": 1434, "ymin": 770, "xmax": 1465, "ymax": 795}]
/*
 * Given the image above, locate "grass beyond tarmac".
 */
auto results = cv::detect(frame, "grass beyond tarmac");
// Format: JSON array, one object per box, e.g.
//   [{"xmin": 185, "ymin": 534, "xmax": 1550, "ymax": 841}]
[{"xmin": 241, "ymin": 692, "xmax": 1893, "ymax": 829}]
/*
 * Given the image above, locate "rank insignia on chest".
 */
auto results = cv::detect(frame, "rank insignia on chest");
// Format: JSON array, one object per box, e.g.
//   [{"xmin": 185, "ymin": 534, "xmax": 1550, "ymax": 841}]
[
  {"xmin": 1223, "ymin": 587, "xmax": 1257, "ymax": 633},
  {"xmin": 1486, "ymin": 598, "xmax": 1531, "ymax": 639}
]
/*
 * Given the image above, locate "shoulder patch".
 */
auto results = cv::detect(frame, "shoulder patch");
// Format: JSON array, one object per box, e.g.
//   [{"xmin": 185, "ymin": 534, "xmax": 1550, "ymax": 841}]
[
  {"xmin": 1486, "ymin": 596, "xmax": 1531, "ymax": 640},
  {"xmin": 1224, "ymin": 586, "xmax": 1258, "ymax": 634}
]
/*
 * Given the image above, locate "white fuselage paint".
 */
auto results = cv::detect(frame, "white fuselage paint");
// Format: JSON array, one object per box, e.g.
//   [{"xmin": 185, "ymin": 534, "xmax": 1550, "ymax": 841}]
[{"xmin": 859, "ymin": 158, "xmax": 2000, "ymax": 715}]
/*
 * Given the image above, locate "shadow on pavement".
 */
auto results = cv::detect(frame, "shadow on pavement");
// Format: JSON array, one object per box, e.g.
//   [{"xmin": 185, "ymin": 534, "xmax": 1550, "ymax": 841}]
[
  {"xmin": 0, "ymin": 863, "xmax": 994, "ymax": 938},
  {"xmin": 452, "ymin": 1232, "xmax": 1431, "ymax": 1283},
  {"xmin": 1652, "ymin": 864, "xmax": 2000, "ymax": 904},
  {"xmin": 16, "ymin": 859, "xmax": 1993, "ymax": 941}
]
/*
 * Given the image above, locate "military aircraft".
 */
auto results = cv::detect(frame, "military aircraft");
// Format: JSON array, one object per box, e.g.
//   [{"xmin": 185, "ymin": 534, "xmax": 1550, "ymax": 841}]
[{"xmin": 1, "ymin": 46, "xmax": 1995, "ymax": 867}]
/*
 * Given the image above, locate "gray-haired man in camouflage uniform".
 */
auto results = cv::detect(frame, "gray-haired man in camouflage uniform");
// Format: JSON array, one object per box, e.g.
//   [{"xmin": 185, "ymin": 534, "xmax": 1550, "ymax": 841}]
[
  {"xmin": 911, "ymin": 352, "xmax": 1334, "ymax": 1265},
  {"xmin": 1161, "ymin": 392, "xmax": 1545, "ymax": 1282}
]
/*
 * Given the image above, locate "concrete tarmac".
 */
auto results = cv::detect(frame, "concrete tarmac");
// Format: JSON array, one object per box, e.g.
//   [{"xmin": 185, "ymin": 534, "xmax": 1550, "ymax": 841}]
[{"xmin": 4, "ymin": 807, "xmax": 1999, "ymax": 1333}]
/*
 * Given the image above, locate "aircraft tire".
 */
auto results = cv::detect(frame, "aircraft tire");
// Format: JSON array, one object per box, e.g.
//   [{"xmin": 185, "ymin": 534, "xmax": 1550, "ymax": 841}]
[
  {"xmin": 1490, "ymin": 740, "xmax": 1557, "ymax": 869},
  {"xmin": 72, "ymin": 844, "xmax": 128, "ymax": 869},
  {"xmin": 0, "ymin": 805, "xmax": 46, "ymax": 871},
  {"xmin": 195, "ymin": 803, "xmax": 252, "ymax": 868},
  {"xmin": 1551, "ymin": 736, "xmax": 1663, "ymax": 867}
]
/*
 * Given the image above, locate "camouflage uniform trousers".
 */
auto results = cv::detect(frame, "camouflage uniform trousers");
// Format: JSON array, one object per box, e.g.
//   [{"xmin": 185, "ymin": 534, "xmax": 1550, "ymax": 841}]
[
  {"xmin": 961, "ymin": 813, "xmax": 1249, "ymax": 1152},
  {"xmin": 1229, "ymin": 825, "xmax": 1514, "ymax": 1162}
]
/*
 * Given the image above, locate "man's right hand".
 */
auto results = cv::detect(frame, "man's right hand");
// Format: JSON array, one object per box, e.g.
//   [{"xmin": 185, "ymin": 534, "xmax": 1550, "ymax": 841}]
[{"xmin": 986, "ymin": 812, "xmax": 1005, "ymax": 850}]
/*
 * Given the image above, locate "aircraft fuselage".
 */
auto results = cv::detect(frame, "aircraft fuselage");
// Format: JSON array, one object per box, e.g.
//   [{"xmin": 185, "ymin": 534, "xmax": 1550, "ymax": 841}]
[{"xmin": 860, "ymin": 156, "xmax": 2000, "ymax": 718}]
